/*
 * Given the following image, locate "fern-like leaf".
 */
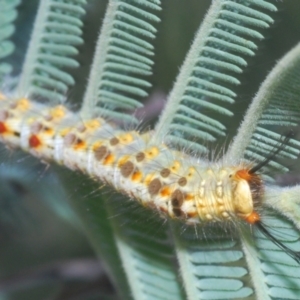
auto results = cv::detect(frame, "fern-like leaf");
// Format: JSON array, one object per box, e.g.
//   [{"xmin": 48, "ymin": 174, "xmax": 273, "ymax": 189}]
[
  {"xmin": 17, "ymin": 0, "xmax": 87, "ymax": 102},
  {"xmin": 154, "ymin": 0, "xmax": 277, "ymax": 153},
  {"xmin": 251, "ymin": 215, "xmax": 300, "ymax": 299},
  {"xmin": 107, "ymin": 199, "xmax": 185, "ymax": 300},
  {"xmin": 3, "ymin": 1, "xmax": 300, "ymax": 300},
  {"xmin": 226, "ymin": 42, "xmax": 300, "ymax": 176},
  {"xmin": 0, "ymin": 0, "xmax": 20, "ymax": 85},
  {"xmin": 54, "ymin": 168, "xmax": 133, "ymax": 300},
  {"xmin": 172, "ymin": 223, "xmax": 253, "ymax": 299},
  {"xmin": 81, "ymin": 0, "xmax": 161, "ymax": 124}
]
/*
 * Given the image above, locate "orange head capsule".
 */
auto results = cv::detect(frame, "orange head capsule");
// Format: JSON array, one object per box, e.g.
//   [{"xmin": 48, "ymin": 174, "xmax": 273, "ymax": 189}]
[{"xmin": 234, "ymin": 168, "xmax": 262, "ymax": 189}]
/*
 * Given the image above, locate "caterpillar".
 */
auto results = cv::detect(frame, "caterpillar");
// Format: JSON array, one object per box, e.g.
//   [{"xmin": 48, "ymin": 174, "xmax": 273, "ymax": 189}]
[{"xmin": 1, "ymin": 92, "xmax": 300, "ymax": 263}]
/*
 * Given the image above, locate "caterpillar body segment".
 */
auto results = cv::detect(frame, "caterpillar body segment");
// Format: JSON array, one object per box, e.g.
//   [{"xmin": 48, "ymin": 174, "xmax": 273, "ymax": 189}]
[
  {"xmin": 2, "ymin": 95, "xmax": 300, "ymax": 263},
  {"xmin": 0, "ymin": 96, "xmax": 262, "ymax": 226}
]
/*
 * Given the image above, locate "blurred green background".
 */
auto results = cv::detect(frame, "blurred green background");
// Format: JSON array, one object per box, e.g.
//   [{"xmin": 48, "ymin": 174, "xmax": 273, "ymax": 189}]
[{"xmin": 1, "ymin": 1, "xmax": 300, "ymax": 299}]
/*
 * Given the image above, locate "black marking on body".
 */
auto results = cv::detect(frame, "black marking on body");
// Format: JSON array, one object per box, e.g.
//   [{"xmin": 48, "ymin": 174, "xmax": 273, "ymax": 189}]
[
  {"xmin": 171, "ymin": 189, "xmax": 183, "ymax": 207},
  {"xmin": 173, "ymin": 207, "xmax": 183, "ymax": 217}
]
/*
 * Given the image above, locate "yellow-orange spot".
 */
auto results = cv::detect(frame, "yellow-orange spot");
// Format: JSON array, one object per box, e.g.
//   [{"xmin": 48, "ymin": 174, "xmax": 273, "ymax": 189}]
[
  {"xmin": 131, "ymin": 171, "xmax": 142, "ymax": 182},
  {"xmin": 185, "ymin": 193, "xmax": 194, "ymax": 201},
  {"xmin": 60, "ymin": 127, "xmax": 72, "ymax": 137},
  {"xmin": 39, "ymin": 125, "xmax": 54, "ymax": 136},
  {"xmin": 187, "ymin": 212, "xmax": 197, "ymax": 218},
  {"xmin": 103, "ymin": 153, "xmax": 115, "ymax": 165},
  {"xmin": 145, "ymin": 146, "xmax": 159, "ymax": 159},
  {"xmin": 0, "ymin": 93, "xmax": 6, "ymax": 100},
  {"xmin": 244, "ymin": 211, "xmax": 260, "ymax": 224},
  {"xmin": 92, "ymin": 141, "xmax": 103, "ymax": 151},
  {"xmin": 0, "ymin": 122, "xmax": 7, "ymax": 133},
  {"xmin": 44, "ymin": 128, "xmax": 54, "ymax": 135},
  {"xmin": 171, "ymin": 160, "xmax": 181, "ymax": 172},
  {"xmin": 29, "ymin": 134, "xmax": 41, "ymax": 148},
  {"xmin": 85, "ymin": 119, "xmax": 101, "ymax": 131},
  {"xmin": 160, "ymin": 187, "xmax": 171, "ymax": 197},
  {"xmin": 120, "ymin": 132, "xmax": 134, "ymax": 144},
  {"xmin": 73, "ymin": 140, "xmax": 86, "ymax": 150},
  {"xmin": 118, "ymin": 155, "xmax": 130, "ymax": 167},
  {"xmin": 50, "ymin": 106, "xmax": 66, "ymax": 120},
  {"xmin": 144, "ymin": 173, "xmax": 155, "ymax": 186},
  {"xmin": 187, "ymin": 167, "xmax": 195, "ymax": 177},
  {"xmin": 16, "ymin": 98, "xmax": 30, "ymax": 111},
  {"xmin": 235, "ymin": 169, "xmax": 253, "ymax": 182}
]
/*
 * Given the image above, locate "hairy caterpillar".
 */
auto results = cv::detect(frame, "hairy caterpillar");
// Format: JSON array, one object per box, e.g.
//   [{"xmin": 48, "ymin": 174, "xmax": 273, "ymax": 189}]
[{"xmin": 1, "ymin": 93, "xmax": 300, "ymax": 263}]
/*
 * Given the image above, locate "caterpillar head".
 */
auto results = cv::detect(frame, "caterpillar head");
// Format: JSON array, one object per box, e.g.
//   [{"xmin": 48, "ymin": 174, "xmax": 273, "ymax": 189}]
[
  {"xmin": 232, "ymin": 168, "xmax": 263, "ymax": 223},
  {"xmin": 232, "ymin": 166, "xmax": 300, "ymax": 264}
]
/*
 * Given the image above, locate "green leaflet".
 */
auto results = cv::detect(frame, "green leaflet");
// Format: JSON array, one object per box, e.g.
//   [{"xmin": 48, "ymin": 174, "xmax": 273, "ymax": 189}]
[
  {"xmin": 237, "ymin": 209, "xmax": 300, "ymax": 300},
  {"xmin": 253, "ymin": 215, "xmax": 300, "ymax": 299},
  {"xmin": 107, "ymin": 199, "xmax": 185, "ymax": 300},
  {"xmin": 17, "ymin": 0, "xmax": 87, "ymax": 103},
  {"xmin": 0, "ymin": 0, "xmax": 20, "ymax": 85},
  {"xmin": 81, "ymin": 0, "xmax": 161, "ymax": 124},
  {"xmin": 226, "ymin": 42, "xmax": 300, "ymax": 176},
  {"xmin": 54, "ymin": 168, "xmax": 133, "ymax": 300},
  {"xmin": 172, "ymin": 223, "xmax": 253, "ymax": 299},
  {"xmin": 153, "ymin": 0, "xmax": 277, "ymax": 153}
]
